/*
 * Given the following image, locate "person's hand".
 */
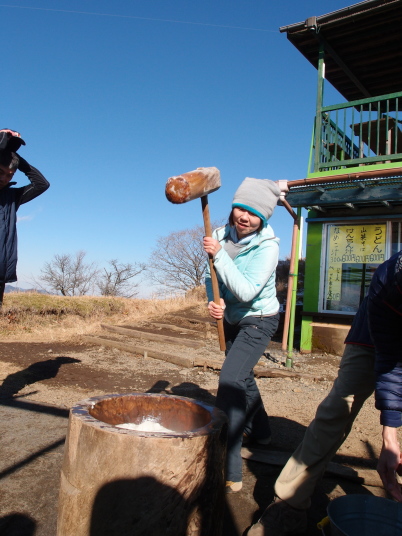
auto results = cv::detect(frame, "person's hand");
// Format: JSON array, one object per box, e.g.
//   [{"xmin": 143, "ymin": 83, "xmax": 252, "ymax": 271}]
[
  {"xmin": 207, "ymin": 299, "xmax": 225, "ymax": 320},
  {"xmin": 203, "ymin": 237, "xmax": 221, "ymax": 257},
  {"xmin": 377, "ymin": 426, "xmax": 402, "ymax": 501},
  {"xmin": 0, "ymin": 129, "xmax": 21, "ymax": 138}
]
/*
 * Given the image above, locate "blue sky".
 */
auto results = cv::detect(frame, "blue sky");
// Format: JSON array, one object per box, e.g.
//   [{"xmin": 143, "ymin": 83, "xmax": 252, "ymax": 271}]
[{"xmin": 2, "ymin": 0, "xmax": 347, "ymax": 295}]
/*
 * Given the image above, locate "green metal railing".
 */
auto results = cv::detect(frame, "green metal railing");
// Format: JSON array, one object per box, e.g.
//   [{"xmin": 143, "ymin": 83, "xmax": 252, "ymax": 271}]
[{"xmin": 312, "ymin": 92, "xmax": 402, "ymax": 173}]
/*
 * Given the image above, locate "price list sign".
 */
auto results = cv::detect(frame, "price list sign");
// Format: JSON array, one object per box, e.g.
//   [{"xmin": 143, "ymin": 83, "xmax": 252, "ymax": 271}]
[{"xmin": 326, "ymin": 223, "xmax": 386, "ymax": 303}]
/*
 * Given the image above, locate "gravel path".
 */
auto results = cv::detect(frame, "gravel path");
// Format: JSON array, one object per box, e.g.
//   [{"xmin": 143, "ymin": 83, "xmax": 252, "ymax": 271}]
[{"xmin": 0, "ymin": 320, "xmax": 387, "ymax": 535}]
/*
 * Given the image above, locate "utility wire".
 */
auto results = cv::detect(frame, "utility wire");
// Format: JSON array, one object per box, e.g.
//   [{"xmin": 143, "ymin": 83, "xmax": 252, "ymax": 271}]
[{"xmin": 0, "ymin": 4, "xmax": 277, "ymax": 33}]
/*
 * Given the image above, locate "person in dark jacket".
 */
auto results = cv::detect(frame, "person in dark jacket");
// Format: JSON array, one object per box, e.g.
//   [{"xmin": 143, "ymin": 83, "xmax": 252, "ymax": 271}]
[
  {"xmin": 247, "ymin": 252, "xmax": 402, "ymax": 536},
  {"xmin": 0, "ymin": 129, "xmax": 50, "ymax": 305},
  {"xmin": 247, "ymin": 297, "xmax": 375, "ymax": 535},
  {"xmin": 368, "ymin": 249, "xmax": 402, "ymax": 502}
]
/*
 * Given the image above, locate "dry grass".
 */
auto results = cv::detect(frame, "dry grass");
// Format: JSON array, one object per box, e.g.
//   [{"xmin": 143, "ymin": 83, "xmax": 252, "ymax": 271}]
[{"xmin": 0, "ymin": 290, "xmax": 207, "ymax": 342}]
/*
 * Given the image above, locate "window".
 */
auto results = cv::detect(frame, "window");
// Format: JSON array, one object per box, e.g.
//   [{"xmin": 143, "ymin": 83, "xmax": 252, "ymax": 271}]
[
  {"xmin": 391, "ymin": 221, "xmax": 402, "ymax": 256},
  {"xmin": 323, "ymin": 222, "xmax": 389, "ymax": 312}
]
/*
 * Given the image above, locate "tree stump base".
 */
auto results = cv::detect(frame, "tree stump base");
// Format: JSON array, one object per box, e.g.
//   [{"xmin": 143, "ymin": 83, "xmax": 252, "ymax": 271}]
[{"xmin": 57, "ymin": 393, "xmax": 228, "ymax": 536}]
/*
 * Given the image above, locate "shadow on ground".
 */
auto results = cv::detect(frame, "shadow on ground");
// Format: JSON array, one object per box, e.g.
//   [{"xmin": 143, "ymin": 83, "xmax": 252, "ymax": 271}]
[
  {"xmin": 0, "ymin": 356, "xmax": 81, "ymax": 399},
  {"xmin": 0, "ymin": 513, "xmax": 36, "ymax": 536}
]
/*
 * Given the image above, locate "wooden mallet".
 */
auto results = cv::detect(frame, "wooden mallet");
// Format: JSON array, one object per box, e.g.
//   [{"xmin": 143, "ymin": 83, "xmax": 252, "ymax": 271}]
[{"xmin": 165, "ymin": 166, "xmax": 226, "ymax": 351}]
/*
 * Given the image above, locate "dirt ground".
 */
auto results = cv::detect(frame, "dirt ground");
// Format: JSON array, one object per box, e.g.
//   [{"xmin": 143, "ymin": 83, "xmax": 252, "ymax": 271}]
[{"xmin": 0, "ymin": 310, "xmax": 388, "ymax": 536}]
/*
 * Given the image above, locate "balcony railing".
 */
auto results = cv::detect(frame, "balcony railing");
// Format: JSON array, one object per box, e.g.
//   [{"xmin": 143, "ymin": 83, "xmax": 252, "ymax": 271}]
[{"xmin": 312, "ymin": 92, "xmax": 402, "ymax": 173}]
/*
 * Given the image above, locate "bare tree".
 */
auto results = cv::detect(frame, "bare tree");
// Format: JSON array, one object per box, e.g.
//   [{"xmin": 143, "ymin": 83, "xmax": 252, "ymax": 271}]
[
  {"xmin": 38, "ymin": 251, "xmax": 99, "ymax": 296},
  {"xmin": 97, "ymin": 259, "xmax": 145, "ymax": 298},
  {"xmin": 147, "ymin": 224, "xmax": 214, "ymax": 293}
]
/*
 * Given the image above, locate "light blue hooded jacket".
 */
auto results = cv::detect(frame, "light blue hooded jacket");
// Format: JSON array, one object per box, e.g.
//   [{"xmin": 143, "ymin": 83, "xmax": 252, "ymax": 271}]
[{"xmin": 205, "ymin": 223, "xmax": 280, "ymax": 325}]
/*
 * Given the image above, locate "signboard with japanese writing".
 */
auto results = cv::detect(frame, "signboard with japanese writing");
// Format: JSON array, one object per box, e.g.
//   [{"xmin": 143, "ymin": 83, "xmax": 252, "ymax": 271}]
[{"xmin": 325, "ymin": 223, "xmax": 386, "ymax": 307}]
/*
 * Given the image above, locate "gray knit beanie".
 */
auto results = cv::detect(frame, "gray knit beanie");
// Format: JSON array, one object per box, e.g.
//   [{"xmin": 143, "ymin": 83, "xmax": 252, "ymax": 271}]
[{"xmin": 232, "ymin": 177, "xmax": 281, "ymax": 223}]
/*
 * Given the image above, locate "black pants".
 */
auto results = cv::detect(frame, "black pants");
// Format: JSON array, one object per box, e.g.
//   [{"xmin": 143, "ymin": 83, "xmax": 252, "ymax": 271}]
[
  {"xmin": 215, "ymin": 313, "xmax": 279, "ymax": 481},
  {"xmin": 0, "ymin": 283, "xmax": 5, "ymax": 306}
]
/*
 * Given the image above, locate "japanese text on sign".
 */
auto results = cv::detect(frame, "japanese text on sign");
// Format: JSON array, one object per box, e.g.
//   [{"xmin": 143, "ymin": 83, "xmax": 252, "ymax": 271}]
[
  {"xmin": 326, "ymin": 223, "xmax": 386, "ymax": 303},
  {"xmin": 328, "ymin": 224, "xmax": 386, "ymax": 264}
]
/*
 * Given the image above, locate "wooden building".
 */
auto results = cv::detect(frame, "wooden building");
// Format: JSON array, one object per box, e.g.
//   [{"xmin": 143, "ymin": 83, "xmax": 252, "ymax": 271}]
[{"xmin": 280, "ymin": 0, "xmax": 402, "ymax": 355}]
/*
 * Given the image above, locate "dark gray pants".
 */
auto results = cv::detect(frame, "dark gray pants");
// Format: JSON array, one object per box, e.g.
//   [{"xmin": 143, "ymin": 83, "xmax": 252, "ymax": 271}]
[
  {"xmin": 0, "ymin": 282, "xmax": 5, "ymax": 307},
  {"xmin": 216, "ymin": 314, "xmax": 279, "ymax": 481}
]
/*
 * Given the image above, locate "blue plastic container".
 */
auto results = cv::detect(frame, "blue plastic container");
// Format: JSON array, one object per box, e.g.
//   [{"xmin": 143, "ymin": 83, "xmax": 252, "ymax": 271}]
[{"xmin": 327, "ymin": 494, "xmax": 402, "ymax": 536}]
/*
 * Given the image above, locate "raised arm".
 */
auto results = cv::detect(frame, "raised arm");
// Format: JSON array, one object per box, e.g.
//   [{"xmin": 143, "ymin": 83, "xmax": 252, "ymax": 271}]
[{"xmin": 14, "ymin": 156, "xmax": 50, "ymax": 208}]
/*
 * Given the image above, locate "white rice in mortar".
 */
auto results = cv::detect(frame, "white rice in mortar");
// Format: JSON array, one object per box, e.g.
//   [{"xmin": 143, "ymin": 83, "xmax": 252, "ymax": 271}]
[{"xmin": 116, "ymin": 418, "xmax": 175, "ymax": 433}]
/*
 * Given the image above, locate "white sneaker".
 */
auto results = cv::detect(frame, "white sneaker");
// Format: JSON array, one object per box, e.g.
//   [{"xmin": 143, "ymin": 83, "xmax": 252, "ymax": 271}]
[{"xmin": 225, "ymin": 481, "xmax": 242, "ymax": 493}]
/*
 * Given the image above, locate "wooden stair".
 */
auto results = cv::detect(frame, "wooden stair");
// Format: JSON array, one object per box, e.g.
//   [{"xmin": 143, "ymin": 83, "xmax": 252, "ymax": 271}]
[{"xmin": 82, "ymin": 317, "xmax": 325, "ymax": 380}]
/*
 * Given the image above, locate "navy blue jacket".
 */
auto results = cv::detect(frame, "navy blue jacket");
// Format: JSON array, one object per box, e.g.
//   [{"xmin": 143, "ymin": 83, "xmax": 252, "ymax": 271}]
[
  {"xmin": 0, "ymin": 156, "xmax": 49, "ymax": 284},
  {"xmin": 344, "ymin": 295, "xmax": 373, "ymax": 347},
  {"xmin": 368, "ymin": 250, "xmax": 402, "ymax": 427}
]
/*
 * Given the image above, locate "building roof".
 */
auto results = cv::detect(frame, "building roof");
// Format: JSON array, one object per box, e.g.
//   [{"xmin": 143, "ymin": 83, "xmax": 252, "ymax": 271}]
[
  {"xmin": 286, "ymin": 174, "xmax": 402, "ymax": 211},
  {"xmin": 280, "ymin": 0, "xmax": 402, "ymax": 107}
]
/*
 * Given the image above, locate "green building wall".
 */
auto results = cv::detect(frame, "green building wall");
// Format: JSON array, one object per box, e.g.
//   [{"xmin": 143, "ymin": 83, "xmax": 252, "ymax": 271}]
[{"xmin": 300, "ymin": 219, "xmax": 323, "ymax": 353}]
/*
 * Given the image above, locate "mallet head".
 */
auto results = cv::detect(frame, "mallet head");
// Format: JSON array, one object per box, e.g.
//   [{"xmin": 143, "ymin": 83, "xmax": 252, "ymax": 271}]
[{"xmin": 165, "ymin": 167, "xmax": 221, "ymax": 204}]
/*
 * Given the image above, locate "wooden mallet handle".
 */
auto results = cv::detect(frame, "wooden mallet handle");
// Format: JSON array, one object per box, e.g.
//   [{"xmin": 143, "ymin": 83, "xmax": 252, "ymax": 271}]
[
  {"xmin": 201, "ymin": 195, "xmax": 226, "ymax": 352},
  {"xmin": 165, "ymin": 167, "xmax": 225, "ymax": 351}
]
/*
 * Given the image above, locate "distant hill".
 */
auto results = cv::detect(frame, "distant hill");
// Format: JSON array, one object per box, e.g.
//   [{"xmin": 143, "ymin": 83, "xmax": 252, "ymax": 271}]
[{"xmin": 5, "ymin": 284, "xmax": 49, "ymax": 295}]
